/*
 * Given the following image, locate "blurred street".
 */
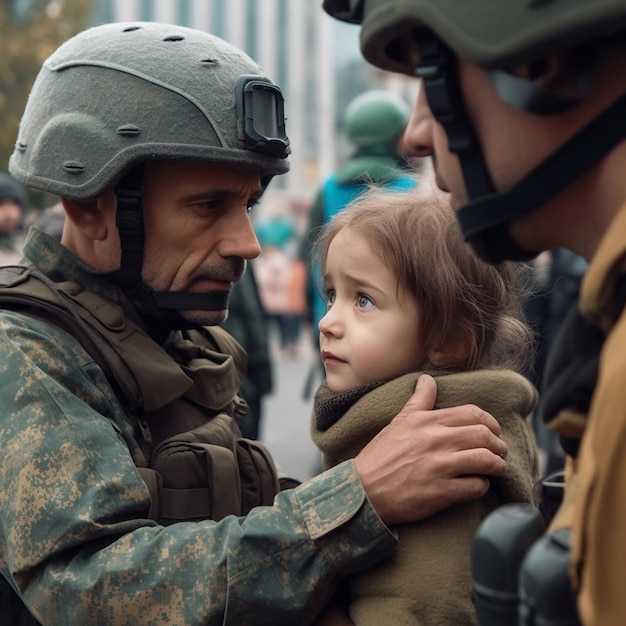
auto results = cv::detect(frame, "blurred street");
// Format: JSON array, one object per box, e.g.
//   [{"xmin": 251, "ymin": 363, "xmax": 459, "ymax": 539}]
[{"xmin": 259, "ymin": 326, "xmax": 324, "ymax": 482}]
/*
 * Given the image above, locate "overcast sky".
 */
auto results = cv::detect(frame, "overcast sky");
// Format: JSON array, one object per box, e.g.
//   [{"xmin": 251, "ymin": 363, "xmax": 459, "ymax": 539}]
[{"xmin": 334, "ymin": 21, "xmax": 362, "ymax": 64}]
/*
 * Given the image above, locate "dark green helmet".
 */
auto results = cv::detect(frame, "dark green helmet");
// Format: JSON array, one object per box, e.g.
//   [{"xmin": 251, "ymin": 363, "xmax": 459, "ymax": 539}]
[
  {"xmin": 344, "ymin": 90, "xmax": 410, "ymax": 147},
  {"xmin": 324, "ymin": 0, "xmax": 626, "ymax": 266},
  {"xmin": 9, "ymin": 21, "xmax": 290, "ymax": 200},
  {"xmin": 323, "ymin": 0, "xmax": 626, "ymax": 74}
]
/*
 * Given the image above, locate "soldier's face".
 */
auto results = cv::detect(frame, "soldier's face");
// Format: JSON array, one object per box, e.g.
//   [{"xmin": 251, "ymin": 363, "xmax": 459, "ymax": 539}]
[
  {"xmin": 140, "ymin": 161, "xmax": 263, "ymax": 325},
  {"xmin": 403, "ymin": 47, "xmax": 579, "ymax": 254}
]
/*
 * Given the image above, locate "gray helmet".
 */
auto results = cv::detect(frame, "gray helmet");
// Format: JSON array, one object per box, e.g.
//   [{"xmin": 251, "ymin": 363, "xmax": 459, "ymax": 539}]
[
  {"xmin": 344, "ymin": 90, "xmax": 410, "ymax": 147},
  {"xmin": 9, "ymin": 21, "xmax": 290, "ymax": 200},
  {"xmin": 323, "ymin": 0, "xmax": 626, "ymax": 74}
]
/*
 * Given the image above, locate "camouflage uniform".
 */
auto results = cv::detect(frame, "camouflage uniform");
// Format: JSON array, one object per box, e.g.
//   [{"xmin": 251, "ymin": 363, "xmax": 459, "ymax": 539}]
[{"xmin": 0, "ymin": 228, "xmax": 396, "ymax": 625}]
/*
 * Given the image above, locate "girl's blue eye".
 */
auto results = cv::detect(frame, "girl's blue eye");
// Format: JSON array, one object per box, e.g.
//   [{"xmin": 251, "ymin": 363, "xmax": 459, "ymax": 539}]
[
  {"xmin": 357, "ymin": 294, "xmax": 373, "ymax": 308},
  {"xmin": 325, "ymin": 289, "xmax": 336, "ymax": 310}
]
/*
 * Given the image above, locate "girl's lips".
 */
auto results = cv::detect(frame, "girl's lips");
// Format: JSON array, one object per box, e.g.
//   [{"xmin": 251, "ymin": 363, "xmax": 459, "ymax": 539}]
[{"xmin": 322, "ymin": 351, "xmax": 346, "ymax": 365}]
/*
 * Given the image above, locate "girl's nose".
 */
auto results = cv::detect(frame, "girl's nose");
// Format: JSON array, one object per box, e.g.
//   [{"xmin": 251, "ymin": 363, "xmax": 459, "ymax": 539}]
[{"xmin": 318, "ymin": 306, "xmax": 341, "ymax": 337}]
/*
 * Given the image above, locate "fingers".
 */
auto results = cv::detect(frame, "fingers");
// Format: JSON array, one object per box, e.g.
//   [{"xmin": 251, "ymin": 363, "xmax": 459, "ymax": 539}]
[
  {"xmin": 443, "ymin": 422, "xmax": 508, "ymax": 460},
  {"xmin": 407, "ymin": 373, "xmax": 438, "ymax": 411},
  {"xmin": 388, "ymin": 375, "xmax": 436, "ymax": 425},
  {"xmin": 400, "ymin": 375, "xmax": 503, "ymax": 437},
  {"xmin": 356, "ymin": 439, "xmax": 509, "ymax": 525},
  {"xmin": 451, "ymin": 445, "xmax": 508, "ymax": 477},
  {"xmin": 433, "ymin": 404, "xmax": 503, "ymax": 437}
]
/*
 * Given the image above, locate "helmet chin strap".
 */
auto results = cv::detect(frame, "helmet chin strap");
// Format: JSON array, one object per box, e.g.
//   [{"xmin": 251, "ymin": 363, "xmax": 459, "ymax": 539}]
[
  {"xmin": 415, "ymin": 32, "xmax": 494, "ymax": 201},
  {"xmin": 106, "ymin": 164, "xmax": 230, "ymax": 329},
  {"xmin": 416, "ymin": 32, "xmax": 626, "ymax": 264},
  {"xmin": 457, "ymin": 91, "xmax": 626, "ymax": 263},
  {"xmin": 415, "ymin": 33, "xmax": 516, "ymax": 264}
]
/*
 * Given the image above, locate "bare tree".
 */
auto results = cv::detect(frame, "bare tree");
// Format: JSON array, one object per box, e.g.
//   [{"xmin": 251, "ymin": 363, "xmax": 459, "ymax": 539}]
[{"xmin": 0, "ymin": 0, "xmax": 93, "ymax": 207}]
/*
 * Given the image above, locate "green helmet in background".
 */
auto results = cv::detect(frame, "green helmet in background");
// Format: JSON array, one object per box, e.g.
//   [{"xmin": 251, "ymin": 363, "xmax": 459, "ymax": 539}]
[
  {"xmin": 323, "ymin": 0, "xmax": 626, "ymax": 74},
  {"xmin": 9, "ymin": 21, "xmax": 290, "ymax": 200},
  {"xmin": 343, "ymin": 90, "xmax": 410, "ymax": 148},
  {"xmin": 323, "ymin": 0, "xmax": 626, "ymax": 265}
]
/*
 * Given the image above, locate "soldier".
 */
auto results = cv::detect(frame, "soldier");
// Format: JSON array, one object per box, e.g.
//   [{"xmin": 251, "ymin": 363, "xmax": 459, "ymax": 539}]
[
  {"xmin": 0, "ymin": 21, "xmax": 507, "ymax": 625},
  {"xmin": 322, "ymin": 0, "xmax": 626, "ymax": 623}
]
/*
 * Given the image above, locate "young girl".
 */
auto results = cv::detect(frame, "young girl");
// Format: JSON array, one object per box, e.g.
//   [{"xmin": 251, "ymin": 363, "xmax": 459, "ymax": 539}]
[{"xmin": 310, "ymin": 185, "xmax": 539, "ymax": 626}]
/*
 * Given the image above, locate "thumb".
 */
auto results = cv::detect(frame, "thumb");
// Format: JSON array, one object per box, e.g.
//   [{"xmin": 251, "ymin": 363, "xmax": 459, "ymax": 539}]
[{"xmin": 407, "ymin": 374, "xmax": 437, "ymax": 411}]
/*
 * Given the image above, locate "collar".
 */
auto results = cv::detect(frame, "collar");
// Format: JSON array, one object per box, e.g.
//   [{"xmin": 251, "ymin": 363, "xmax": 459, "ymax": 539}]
[
  {"xmin": 580, "ymin": 201, "xmax": 626, "ymax": 332},
  {"xmin": 314, "ymin": 380, "xmax": 384, "ymax": 431}
]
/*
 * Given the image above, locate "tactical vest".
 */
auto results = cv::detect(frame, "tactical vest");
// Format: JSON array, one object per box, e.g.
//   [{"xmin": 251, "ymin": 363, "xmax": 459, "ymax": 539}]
[
  {"xmin": 0, "ymin": 266, "xmax": 284, "ymax": 625},
  {"xmin": 0, "ymin": 265, "xmax": 281, "ymax": 523}
]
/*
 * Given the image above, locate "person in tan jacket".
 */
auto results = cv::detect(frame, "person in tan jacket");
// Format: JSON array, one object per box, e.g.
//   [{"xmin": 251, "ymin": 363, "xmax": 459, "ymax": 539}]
[
  {"xmin": 310, "ymin": 186, "xmax": 539, "ymax": 625},
  {"xmin": 321, "ymin": 1, "xmax": 626, "ymax": 623}
]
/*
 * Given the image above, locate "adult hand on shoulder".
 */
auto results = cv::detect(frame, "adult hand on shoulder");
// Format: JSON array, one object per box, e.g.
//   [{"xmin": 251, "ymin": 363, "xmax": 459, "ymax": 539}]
[{"xmin": 355, "ymin": 374, "xmax": 508, "ymax": 526}]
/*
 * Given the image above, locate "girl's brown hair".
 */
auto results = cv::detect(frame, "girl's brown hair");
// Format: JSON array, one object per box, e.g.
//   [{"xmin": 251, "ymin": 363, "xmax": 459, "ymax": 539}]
[{"xmin": 314, "ymin": 185, "xmax": 534, "ymax": 374}]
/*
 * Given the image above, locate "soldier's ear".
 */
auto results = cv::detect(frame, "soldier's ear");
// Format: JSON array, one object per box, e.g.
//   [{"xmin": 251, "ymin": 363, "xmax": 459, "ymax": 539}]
[
  {"xmin": 61, "ymin": 191, "xmax": 116, "ymax": 241},
  {"xmin": 508, "ymin": 54, "xmax": 562, "ymax": 83},
  {"xmin": 508, "ymin": 53, "xmax": 577, "ymax": 96}
]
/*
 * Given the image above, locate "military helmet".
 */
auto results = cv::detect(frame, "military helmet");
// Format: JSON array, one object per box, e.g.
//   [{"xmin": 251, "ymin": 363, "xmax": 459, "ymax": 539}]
[
  {"xmin": 9, "ymin": 21, "xmax": 290, "ymax": 200},
  {"xmin": 323, "ymin": 0, "xmax": 626, "ymax": 266},
  {"xmin": 323, "ymin": 0, "xmax": 626, "ymax": 74},
  {"xmin": 343, "ymin": 90, "xmax": 410, "ymax": 147}
]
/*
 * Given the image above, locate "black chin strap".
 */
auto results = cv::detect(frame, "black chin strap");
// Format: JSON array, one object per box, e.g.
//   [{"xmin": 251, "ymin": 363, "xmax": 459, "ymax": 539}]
[
  {"xmin": 457, "ymin": 91, "xmax": 626, "ymax": 263},
  {"xmin": 152, "ymin": 290, "xmax": 230, "ymax": 311},
  {"xmin": 107, "ymin": 165, "xmax": 230, "ymax": 325},
  {"xmin": 112, "ymin": 163, "xmax": 145, "ymax": 289},
  {"xmin": 415, "ymin": 32, "xmax": 626, "ymax": 264},
  {"xmin": 416, "ymin": 31, "xmax": 493, "ymax": 200}
]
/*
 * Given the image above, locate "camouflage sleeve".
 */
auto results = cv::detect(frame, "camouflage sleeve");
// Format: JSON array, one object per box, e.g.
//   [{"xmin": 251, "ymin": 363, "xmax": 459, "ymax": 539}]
[{"xmin": 0, "ymin": 312, "xmax": 396, "ymax": 625}]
